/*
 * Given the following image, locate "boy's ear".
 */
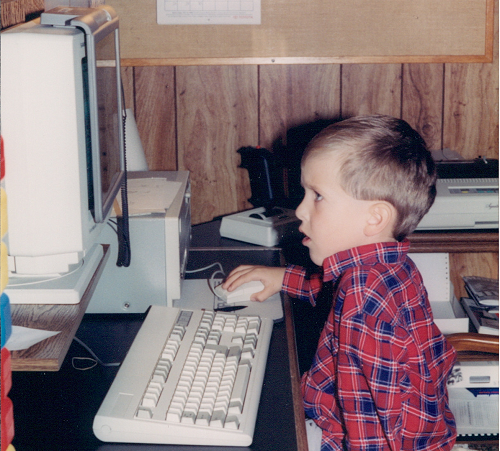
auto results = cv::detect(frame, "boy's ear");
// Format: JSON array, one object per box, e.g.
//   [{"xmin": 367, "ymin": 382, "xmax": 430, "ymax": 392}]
[{"xmin": 364, "ymin": 202, "xmax": 396, "ymax": 237}]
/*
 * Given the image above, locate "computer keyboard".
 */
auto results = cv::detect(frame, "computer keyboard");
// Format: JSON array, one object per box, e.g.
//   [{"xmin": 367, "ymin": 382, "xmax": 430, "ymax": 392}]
[{"xmin": 93, "ymin": 305, "xmax": 274, "ymax": 446}]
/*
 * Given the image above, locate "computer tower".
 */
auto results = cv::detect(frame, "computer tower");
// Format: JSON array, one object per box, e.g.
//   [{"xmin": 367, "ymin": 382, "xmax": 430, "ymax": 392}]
[{"xmin": 87, "ymin": 171, "xmax": 191, "ymax": 313}]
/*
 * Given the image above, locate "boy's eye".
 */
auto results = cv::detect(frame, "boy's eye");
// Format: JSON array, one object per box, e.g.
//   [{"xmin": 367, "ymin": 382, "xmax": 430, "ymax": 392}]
[{"xmin": 314, "ymin": 192, "xmax": 323, "ymax": 201}]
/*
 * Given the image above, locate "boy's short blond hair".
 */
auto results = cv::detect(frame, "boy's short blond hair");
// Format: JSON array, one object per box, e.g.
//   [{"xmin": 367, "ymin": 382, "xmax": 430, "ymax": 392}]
[{"xmin": 303, "ymin": 115, "xmax": 437, "ymax": 241}]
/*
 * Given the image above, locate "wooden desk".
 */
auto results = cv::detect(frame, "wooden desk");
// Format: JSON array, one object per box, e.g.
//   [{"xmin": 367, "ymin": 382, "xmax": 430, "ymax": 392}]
[
  {"xmin": 284, "ymin": 295, "xmax": 309, "ymax": 451},
  {"xmin": 10, "ymin": 245, "xmax": 110, "ymax": 371},
  {"xmin": 408, "ymin": 230, "xmax": 498, "ymax": 253},
  {"xmin": 8, "ymin": 224, "xmax": 497, "ymax": 449}
]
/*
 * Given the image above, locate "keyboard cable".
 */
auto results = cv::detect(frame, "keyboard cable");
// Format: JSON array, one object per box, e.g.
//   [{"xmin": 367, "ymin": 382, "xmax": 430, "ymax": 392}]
[{"xmin": 72, "ymin": 336, "xmax": 121, "ymax": 371}]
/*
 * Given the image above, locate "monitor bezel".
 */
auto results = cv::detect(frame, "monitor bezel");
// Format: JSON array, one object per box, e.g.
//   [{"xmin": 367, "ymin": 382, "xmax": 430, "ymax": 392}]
[
  {"xmin": 71, "ymin": 8, "xmax": 125, "ymax": 223},
  {"xmin": 42, "ymin": 6, "xmax": 126, "ymax": 224}
]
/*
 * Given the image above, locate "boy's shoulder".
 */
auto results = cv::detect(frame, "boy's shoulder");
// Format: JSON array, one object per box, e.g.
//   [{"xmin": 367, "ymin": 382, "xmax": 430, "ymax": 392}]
[{"xmin": 337, "ymin": 248, "xmax": 424, "ymax": 321}]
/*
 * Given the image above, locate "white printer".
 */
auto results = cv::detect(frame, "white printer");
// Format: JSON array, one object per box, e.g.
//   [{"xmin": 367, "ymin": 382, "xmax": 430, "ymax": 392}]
[
  {"xmin": 416, "ymin": 158, "xmax": 498, "ymax": 230},
  {"xmin": 448, "ymin": 359, "xmax": 499, "ymax": 437}
]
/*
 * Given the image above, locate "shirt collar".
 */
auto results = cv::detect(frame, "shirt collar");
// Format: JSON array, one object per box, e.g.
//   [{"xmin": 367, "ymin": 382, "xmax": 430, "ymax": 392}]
[{"xmin": 322, "ymin": 240, "xmax": 411, "ymax": 283}]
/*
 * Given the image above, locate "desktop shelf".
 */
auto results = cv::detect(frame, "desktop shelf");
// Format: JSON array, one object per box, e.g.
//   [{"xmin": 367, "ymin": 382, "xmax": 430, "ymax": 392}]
[
  {"xmin": 10, "ymin": 245, "xmax": 110, "ymax": 371},
  {"xmin": 408, "ymin": 230, "xmax": 498, "ymax": 253}
]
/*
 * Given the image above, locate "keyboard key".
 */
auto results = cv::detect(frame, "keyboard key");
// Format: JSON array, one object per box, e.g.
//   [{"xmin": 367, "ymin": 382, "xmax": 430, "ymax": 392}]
[
  {"xmin": 141, "ymin": 397, "xmax": 156, "ymax": 409},
  {"xmin": 136, "ymin": 407, "xmax": 153, "ymax": 419},
  {"xmin": 229, "ymin": 363, "xmax": 251, "ymax": 414},
  {"xmin": 211, "ymin": 408, "xmax": 227, "ymax": 428},
  {"xmin": 225, "ymin": 415, "xmax": 240, "ymax": 429},
  {"xmin": 166, "ymin": 405, "xmax": 183, "ymax": 422},
  {"xmin": 181, "ymin": 410, "xmax": 197, "ymax": 424},
  {"xmin": 196, "ymin": 411, "xmax": 211, "ymax": 426}
]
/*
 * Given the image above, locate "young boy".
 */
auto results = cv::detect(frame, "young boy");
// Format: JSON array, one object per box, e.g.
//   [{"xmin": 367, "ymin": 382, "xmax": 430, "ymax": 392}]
[{"xmin": 222, "ymin": 115, "xmax": 457, "ymax": 450}]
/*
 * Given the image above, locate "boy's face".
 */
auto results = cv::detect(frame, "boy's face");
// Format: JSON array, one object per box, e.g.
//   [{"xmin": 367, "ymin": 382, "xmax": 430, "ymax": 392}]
[{"xmin": 296, "ymin": 152, "xmax": 377, "ymax": 266}]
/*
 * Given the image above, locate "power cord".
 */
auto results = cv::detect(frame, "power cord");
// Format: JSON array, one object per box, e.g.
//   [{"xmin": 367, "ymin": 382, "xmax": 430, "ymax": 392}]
[{"xmin": 72, "ymin": 336, "xmax": 121, "ymax": 371}]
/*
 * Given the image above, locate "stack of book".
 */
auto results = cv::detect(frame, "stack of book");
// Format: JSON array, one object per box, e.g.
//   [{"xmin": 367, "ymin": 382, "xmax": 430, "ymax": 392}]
[{"xmin": 461, "ymin": 276, "xmax": 499, "ymax": 335}]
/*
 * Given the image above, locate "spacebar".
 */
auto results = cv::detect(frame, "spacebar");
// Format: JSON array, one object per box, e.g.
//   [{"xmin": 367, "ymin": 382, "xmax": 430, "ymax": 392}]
[{"xmin": 229, "ymin": 363, "xmax": 251, "ymax": 413}]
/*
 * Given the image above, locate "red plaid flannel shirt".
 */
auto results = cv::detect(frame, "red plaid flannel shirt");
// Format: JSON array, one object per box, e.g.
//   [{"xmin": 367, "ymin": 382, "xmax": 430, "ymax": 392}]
[{"xmin": 283, "ymin": 240, "xmax": 457, "ymax": 451}]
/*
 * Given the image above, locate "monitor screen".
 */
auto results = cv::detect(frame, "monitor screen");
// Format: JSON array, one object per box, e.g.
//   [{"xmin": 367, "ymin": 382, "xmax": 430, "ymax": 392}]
[{"xmin": 92, "ymin": 33, "xmax": 124, "ymax": 222}]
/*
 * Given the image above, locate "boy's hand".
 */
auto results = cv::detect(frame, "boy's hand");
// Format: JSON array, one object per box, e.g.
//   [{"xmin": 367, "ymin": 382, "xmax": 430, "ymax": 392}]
[{"xmin": 222, "ymin": 265, "xmax": 286, "ymax": 302}]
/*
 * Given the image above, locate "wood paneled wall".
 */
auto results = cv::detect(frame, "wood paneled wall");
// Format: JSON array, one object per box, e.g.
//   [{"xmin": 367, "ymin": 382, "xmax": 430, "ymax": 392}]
[{"xmin": 123, "ymin": 59, "xmax": 498, "ymax": 225}]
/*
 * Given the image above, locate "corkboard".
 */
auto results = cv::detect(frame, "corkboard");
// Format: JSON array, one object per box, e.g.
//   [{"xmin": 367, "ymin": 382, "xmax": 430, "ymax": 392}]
[
  {"xmin": 107, "ymin": 0, "xmax": 494, "ymax": 65},
  {"xmin": 1, "ymin": 0, "xmax": 44, "ymax": 29}
]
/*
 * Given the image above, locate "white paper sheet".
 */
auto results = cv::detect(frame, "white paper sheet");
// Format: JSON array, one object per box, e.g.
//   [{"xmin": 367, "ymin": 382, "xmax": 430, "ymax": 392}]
[
  {"xmin": 5, "ymin": 325, "xmax": 60, "ymax": 351},
  {"xmin": 115, "ymin": 179, "xmax": 182, "ymax": 216},
  {"xmin": 157, "ymin": 0, "xmax": 261, "ymax": 25}
]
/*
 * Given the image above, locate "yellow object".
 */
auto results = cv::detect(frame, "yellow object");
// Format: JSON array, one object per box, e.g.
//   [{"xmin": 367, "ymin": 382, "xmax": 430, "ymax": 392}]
[
  {"xmin": 6, "ymin": 445, "xmax": 16, "ymax": 451},
  {"xmin": 1, "ymin": 187, "xmax": 7, "ymax": 238},
  {"xmin": 1, "ymin": 241, "xmax": 8, "ymax": 292}
]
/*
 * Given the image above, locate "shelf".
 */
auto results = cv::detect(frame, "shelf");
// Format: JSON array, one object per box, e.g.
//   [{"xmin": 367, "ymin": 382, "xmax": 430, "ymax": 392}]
[
  {"xmin": 408, "ymin": 230, "xmax": 498, "ymax": 253},
  {"xmin": 10, "ymin": 245, "xmax": 110, "ymax": 371}
]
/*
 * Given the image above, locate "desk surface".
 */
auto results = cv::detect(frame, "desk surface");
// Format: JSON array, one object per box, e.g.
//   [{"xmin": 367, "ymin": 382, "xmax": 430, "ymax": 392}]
[{"xmin": 10, "ymin": 308, "xmax": 301, "ymax": 451}]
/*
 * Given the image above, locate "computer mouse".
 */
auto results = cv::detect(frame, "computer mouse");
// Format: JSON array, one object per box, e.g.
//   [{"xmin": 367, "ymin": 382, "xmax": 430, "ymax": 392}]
[{"xmin": 214, "ymin": 280, "xmax": 265, "ymax": 303}]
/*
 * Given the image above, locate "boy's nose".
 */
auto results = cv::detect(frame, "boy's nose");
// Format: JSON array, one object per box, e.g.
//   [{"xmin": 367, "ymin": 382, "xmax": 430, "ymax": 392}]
[{"xmin": 295, "ymin": 200, "xmax": 306, "ymax": 222}]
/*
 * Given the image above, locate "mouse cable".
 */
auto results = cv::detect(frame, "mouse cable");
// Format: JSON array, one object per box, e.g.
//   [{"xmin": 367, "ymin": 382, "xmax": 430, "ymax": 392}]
[
  {"xmin": 185, "ymin": 262, "xmax": 227, "ymax": 298},
  {"xmin": 185, "ymin": 262, "xmax": 225, "ymax": 278},
  {"xmin": 72, "ymin": 336, "xmax": 121, "ymax": 371}
]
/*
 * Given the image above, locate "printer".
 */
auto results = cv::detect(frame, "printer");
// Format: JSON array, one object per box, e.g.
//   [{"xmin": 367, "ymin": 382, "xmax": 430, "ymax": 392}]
[
  {"xmin": 447, "ymin": 359, "xmax": 499, "ymax": 437},
  {"xmin": 416, "ymin": 158, "xmax": 498, "ymax": 230}
]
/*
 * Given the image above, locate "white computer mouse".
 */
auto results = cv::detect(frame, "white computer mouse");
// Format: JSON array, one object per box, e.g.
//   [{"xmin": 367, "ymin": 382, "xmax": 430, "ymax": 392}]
[{"xmin": 214, "ymin": 280, "xmax": 265, "ymax": 303}]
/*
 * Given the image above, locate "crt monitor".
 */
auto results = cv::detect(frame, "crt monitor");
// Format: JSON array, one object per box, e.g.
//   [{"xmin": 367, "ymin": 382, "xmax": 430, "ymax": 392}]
[{"xmin": 1, "ymin": 6, "xmax": 126, "ymax": 278}]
